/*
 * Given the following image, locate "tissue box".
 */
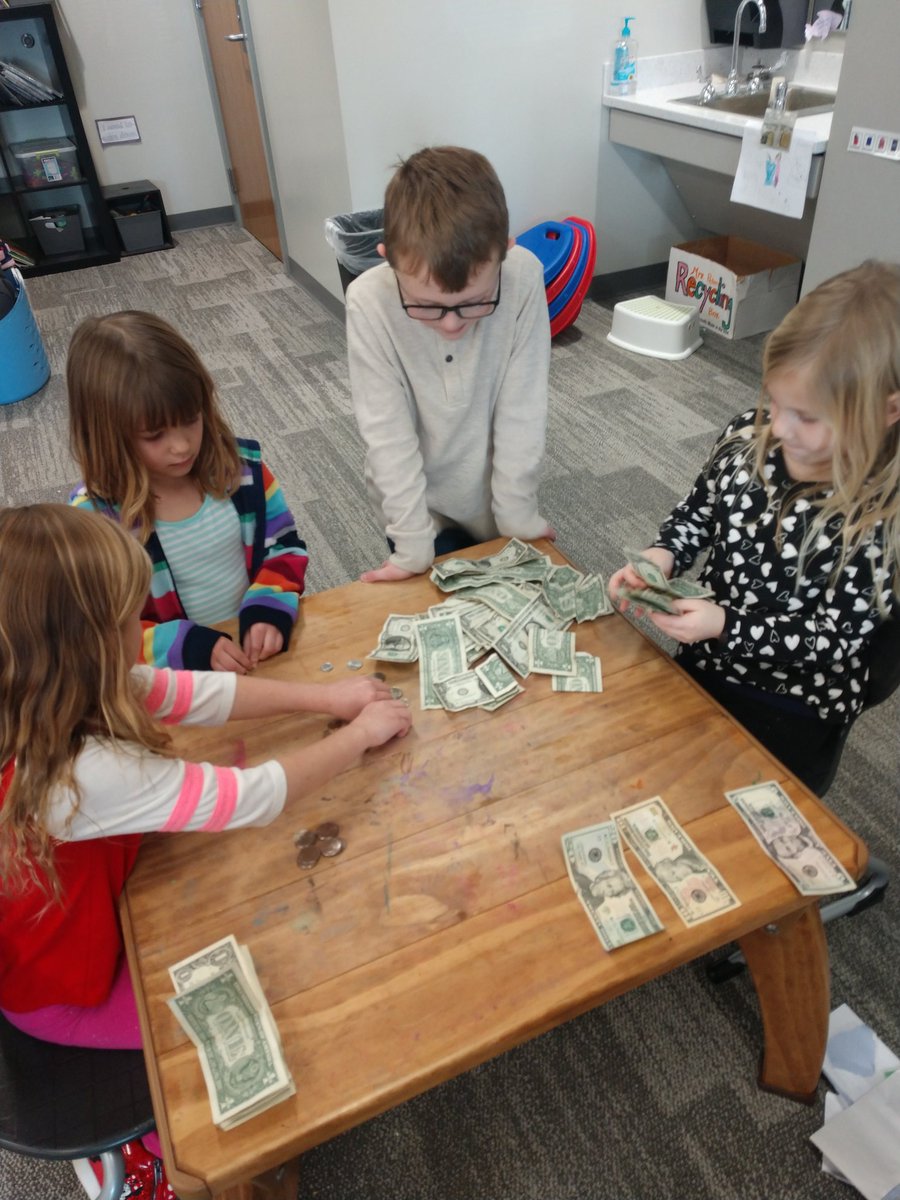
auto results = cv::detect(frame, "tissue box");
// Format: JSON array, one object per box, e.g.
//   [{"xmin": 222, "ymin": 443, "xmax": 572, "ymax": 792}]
[{"xmin": 665, "ymin": 236, "xmax": 801, "ymax": 339}]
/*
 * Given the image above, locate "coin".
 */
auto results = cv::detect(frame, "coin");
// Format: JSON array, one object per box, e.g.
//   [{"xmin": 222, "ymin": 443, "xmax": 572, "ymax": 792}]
[
  {"xmin": 315, "ymin": 821, "xmax": 340, "ymax": 839},
  {"xmin": 372, "ymin": 671, "xmax": 386, "ymax": 681},
  {"xmin": 296, "ymin": 845, "xmax": 321, "ymax": 869},
  {"xmin": 320, "ymin": 662, "xmax": 334, "ymax": 673},
  {"xmin": 347, "ymin": 659, "xmax": 363, "ymax": 670},
  {"xmin": 293, "ymin": 829, "xmax": 318, "ymax": 848},
  {"xmin": 318, "ymin": 836, "xmax": 345, "ymax": 858},
  {"xmin": 390, "ymin": 686, "xmax": 404, "ymax": 700}
]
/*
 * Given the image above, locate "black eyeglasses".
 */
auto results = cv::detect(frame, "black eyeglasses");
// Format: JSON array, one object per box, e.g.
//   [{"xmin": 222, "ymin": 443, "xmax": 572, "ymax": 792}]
[{"xmin": 397, "ymin": 268, "xmax": 502, "ymax": 321}]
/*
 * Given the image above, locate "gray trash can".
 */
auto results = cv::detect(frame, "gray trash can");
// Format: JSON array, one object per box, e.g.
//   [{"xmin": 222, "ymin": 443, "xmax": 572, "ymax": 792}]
[{"xmin": 324, "ymin": 208, "xmax": 384, "ymax": 294}]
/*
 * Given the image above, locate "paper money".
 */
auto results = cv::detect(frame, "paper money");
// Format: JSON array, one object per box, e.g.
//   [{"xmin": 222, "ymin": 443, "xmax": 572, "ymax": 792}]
[
  {"xmin": 367, "ymin": 614, "xmax": 420, "ymax": 662},
  {"xmin": 562, "ymin": 821, "xmax": 664, "ymax": 950},
  {"xmin": 474, "ymin": 652, "xmax": 520, "ymax": 698},
  {"xmin": 621, "ymin": 548, "xmax": 715, "ymax": 613},
  {"xmin": 528, "ymin": 627, "xmax": 576, "ymax": 675},
  {"xmin": 168, "ymin": 935, "xmax": 294, "ymax": 1129},
  {"xmin": 613, "ymin": 796, "xmax": 741, "ymax": 926},
  {"xmin": 726, "ymin": 781, "xmax": 856, "ymax": 895},
  {"xmin": 415, "ymin": 612, "xmax": 467, "ymax": 709},
  {"xmin": 434, "ymin": 670, "xmax": 493, "ymax": 712},
  {"xmin": 552, "ymin": 652, "xmax": 603, "ymax": 692},
  {"xmin": 575, "ymin": 573, "xmax": 614, "ymax": 621}
]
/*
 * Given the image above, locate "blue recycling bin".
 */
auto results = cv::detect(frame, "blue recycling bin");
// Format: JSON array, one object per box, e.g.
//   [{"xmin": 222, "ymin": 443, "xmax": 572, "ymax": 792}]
[{"xmin": 0, "ymin": 269, "xmax": 50, "ymax": 405}]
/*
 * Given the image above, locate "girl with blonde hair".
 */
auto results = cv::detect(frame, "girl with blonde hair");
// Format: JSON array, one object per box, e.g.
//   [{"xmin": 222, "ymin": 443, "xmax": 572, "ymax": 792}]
[
  {"xmin": 0, "ymin": 503, "xmax": 410, "ymax": 1053},
  {"xmin": 68, "ymin": 310, "xmax": 308, "ymax": 673},
  {"xmin": 610, "ymin": 260, "xmax": 900, "ymax": 793}
]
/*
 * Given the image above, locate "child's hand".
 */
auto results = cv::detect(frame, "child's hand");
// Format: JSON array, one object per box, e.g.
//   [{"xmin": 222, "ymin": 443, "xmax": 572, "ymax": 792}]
[
  {"xmin": 542, "ymin": 525, "xmax": 558, "ymax": 541},
  {"xmin": 360, "ymin": 560, "xmax": 417, "ymax": 583},
  {"xmin": 211, "ymin": 635, "xmax": 254, "ymax": 674},
  {"xmin": 242, "ymin": 622, "xmax": 284, "ymax": 668},
  {"xmin": 318, "ymin": 677, "xmax": 393, "ymax": 722},
  {"xmin": 609, "ymin": 547, "xmax": 675, "ymax": 611},
  {"xmin": 350, "ymin": 698, "xmax": 412, "ymax": 747},
  {"xmin": 651, "ymin": 598, "xmax": 726, "ymax": 644}
]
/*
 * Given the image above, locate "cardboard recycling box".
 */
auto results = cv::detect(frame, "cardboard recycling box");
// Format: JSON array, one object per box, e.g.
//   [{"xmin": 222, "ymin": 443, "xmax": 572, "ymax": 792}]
[{"xmin": 665, "ymin": 236, "xmax": 801, "ymax": 340}]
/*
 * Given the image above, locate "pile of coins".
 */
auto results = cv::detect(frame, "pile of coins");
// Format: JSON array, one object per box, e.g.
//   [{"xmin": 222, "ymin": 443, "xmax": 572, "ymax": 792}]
[{"xmin": 294, "ymin": 821, "xmax": 345, "ymax": 870}]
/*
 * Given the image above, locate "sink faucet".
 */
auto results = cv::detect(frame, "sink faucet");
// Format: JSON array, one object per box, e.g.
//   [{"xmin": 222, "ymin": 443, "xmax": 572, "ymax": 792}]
[{"xmin": 726, "ymin": 0, "xmax": 767, "ymax": 95}]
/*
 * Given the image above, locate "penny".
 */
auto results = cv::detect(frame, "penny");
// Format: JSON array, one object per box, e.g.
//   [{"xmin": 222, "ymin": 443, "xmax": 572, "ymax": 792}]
[
  {"xmin": 296, "ymin": 845, "xmax": 321, "ymax": 869},
  {"xmin": 293, "ymin": 829, "xmax": 318, "ymax": 848},
  {"xmin": 318, "ymin": 836, "xmax": 345, "ymax": 858},
  {"xmin": 372, "ymin": 671, "xmax": 386, "ymax": 681},
  {"xmin": 319, "ymin": 662, "xmax": 334, "ymax": 673},
  {"xmin": 315, "ymin": 821, "xmax": 340, "ymax": 840},
  {"xmin": 347, "ymin": 659, "xmax": 363, "ymax": 670}
]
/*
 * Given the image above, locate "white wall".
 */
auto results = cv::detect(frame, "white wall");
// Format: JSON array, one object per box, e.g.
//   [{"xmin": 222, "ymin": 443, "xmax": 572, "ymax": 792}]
[
  {"xmin": 246, "ymin": 0, "xmax": 706, "ymax": 299},
  {"xmin": 53, "ymin": 0, "xmax": 229, "ymax": 217},
  {"xmin": 803, "ymin": 3, "xmax": 900, "ymax": 292},
  {"xmin": 246, "ymin": 0, "xmax": 351, "ymax": 291}
]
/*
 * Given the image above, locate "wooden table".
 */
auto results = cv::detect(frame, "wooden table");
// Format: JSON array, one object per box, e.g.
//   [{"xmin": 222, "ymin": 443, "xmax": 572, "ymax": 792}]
[{"xmin": 120, "ymin": 539, "xmax": 867, "ymax": 1200}]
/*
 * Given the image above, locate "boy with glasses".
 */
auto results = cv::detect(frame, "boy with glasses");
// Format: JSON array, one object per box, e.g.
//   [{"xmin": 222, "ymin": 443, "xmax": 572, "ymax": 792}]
[{"xmin": 346, "ymin": 146, "xmax": 553, "ymax": 582}]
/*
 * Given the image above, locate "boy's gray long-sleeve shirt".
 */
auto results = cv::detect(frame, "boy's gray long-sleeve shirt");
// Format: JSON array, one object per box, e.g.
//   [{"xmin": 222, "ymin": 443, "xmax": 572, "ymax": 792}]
[{"xmin": 346, "ymin": 245, "xmax": 551, "ymax": 573}]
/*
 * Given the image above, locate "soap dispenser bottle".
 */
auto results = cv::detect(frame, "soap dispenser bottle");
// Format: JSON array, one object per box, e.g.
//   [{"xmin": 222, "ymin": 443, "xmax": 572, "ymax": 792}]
[{"xmin": 611, "ymin": 17, "xmax": 637, "ymax": 95}]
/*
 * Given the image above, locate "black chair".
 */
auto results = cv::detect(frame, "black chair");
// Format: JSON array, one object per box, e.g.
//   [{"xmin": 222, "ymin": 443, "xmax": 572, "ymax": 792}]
[
  {"xmin": 0, "ymin": 1013, "xmax": 155, "ymax": 1200},
  {"xmin": 708, "ymin": 618, "xmax": 898, "ymax": 983}
]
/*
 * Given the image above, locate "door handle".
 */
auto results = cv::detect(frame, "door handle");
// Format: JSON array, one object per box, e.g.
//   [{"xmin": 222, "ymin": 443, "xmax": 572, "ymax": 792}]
[{"xmin": 224, "ymin": 33, "xmax": 246, "ymax": 41}]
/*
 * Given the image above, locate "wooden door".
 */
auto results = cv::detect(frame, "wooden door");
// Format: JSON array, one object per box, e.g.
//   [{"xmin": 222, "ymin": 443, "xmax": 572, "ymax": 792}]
[{"xmin": 199, "ymin": 0, "xmax": 282, "ymax": 260}]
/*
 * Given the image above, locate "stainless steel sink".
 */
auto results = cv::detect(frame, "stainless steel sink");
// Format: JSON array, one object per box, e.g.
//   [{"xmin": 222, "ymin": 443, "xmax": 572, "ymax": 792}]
[{"xmin": 670, "ymin": 85, "xmax": 836, "ymax": 119}]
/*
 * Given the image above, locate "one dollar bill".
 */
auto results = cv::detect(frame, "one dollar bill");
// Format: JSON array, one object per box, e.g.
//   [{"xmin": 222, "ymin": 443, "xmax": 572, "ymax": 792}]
[
  {"xmin": 562, "ymin": 821, "xmax": 664, "ymax": 950},
  {"xmin": 725, "ymin": 781, "xmax": 856, "ymax": 896}
]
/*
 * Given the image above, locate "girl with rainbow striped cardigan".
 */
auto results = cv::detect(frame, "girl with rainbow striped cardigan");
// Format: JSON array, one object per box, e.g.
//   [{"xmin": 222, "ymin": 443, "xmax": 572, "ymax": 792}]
[{"xmin": 68, "ymin": 311, "xmax": 308, "ymax": 672}]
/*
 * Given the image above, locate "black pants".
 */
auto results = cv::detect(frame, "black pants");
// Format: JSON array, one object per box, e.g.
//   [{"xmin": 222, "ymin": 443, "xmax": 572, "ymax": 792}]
[
  {"xmin": 677, "ymin": 656, "xmax": 849, "ymax": 797},
  {"xmin": 387, "ymin": 525, "xmax": 480, "ymax": 559}
]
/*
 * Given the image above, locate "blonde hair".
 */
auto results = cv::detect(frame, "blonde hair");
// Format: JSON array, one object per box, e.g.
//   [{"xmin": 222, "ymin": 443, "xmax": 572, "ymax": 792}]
[
  {"xmin": 0, "ymin": 505, "xmax": 171, "ymax": 899},
  {"xmin": 750, "ymin": 260, "xmax": 900, "ymax": 601},
  {"xmin": 67, "ymin": 311, "xmax": 241, "ymax": 541}
]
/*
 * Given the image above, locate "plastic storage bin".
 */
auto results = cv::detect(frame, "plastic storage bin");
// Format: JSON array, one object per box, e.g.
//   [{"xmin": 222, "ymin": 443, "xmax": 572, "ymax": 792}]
[
  {"xmin": 324, "ymin": 208, "xmax": 384, "ymax": 293},
  {"xmin": 9, "ymin": 137, "xmax": 82, "ymax": 188},
  {"xmin": 0, "ymin": 268, "xmax": 51, "ymax": 405},
  {"xmin": 110, "ymin": 206, "xmax": 164, "ymax": 253},
  {"xmin": 28, "ymin": 206, "xmax": 85, "ymax": 256}
]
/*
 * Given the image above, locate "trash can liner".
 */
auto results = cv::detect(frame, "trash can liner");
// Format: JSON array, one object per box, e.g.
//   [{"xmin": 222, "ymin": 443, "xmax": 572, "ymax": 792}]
[{"xmin": 324, "ymin": 208, "xmax": 384, "ymax": 275}]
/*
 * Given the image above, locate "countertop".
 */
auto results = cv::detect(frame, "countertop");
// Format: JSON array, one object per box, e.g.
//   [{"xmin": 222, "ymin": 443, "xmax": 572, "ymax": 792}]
[{"xmin": 601, "ymin": 46, "xmax": 843, "ymax": 156}]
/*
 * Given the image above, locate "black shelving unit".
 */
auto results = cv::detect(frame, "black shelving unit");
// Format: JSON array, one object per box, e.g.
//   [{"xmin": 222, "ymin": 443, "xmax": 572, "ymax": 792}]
[{"xmin": 0, "ymin": 4, "xmax": 119, "ymax": 276}]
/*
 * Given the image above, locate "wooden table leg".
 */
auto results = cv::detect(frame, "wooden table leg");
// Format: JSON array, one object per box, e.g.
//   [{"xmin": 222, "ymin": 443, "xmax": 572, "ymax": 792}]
[
  {"xmin": 737, "ymin": 904, "xmax": 829, "ymax": 1104},
  {"xmin": 211, "ymin": 1158, "xmax": 300, "ymax": 1200}
]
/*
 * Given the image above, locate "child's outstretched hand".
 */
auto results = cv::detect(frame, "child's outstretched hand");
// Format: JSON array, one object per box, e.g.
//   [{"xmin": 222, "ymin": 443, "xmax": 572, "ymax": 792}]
[
  {"xmin": 318, "ymin": 677, "xmax": 394, "ymax": 722},
  {"xmin": 350, "ymin": 698, "xmax": 412, "ymax": 747},
  {"xmin": 360, "ymin": 560, "xmax": 417, "ymax": 583},
  {"xmin": 651, "ymin": 598, "xmax": 726, "ymax": 644},
  {"xmin": 243, "ymin": 622, "xmax": 284, "ymax": 668}
]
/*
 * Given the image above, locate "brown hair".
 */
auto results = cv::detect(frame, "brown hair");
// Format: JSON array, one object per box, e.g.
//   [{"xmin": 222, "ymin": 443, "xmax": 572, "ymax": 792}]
[
  {"xmin": 67, "ymin": 311, "xmax": 241, "ymax": 541},
  {"xmin": 383, "ymin": 146, "xmax": 509, "ymax": 291},
  {"xmin": 0, "ymin": 505, "xmax": 171, "ymax": 899},
  {"xmin": 752, "ymin": 260, "xmax": 900, "ymax": 602}
]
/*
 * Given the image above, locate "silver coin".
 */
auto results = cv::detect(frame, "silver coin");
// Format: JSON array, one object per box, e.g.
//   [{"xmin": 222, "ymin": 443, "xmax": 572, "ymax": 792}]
[
  {"xmin": 293, "ymin": 829, "xmax": 318, "ymax": 848},
  {"xmin": 347, "ymin": 659, "xmax": 363, "ymax": 670},
  {"xmin": 372, "ymin": 671, "xmax": 387, "ymax": 681},
  {"xmin": 320, "ymin": 661, "xmax": 334, "ymax": 673},
  {"xmin": 391, "ymin": 686, "xmax": 404, "ymax": 700},
  {"xmin": 297, "ymin": 845, "xmax": 321, "ymax": 869},
  {"xmin": 318, "ymin": 836, "xmax": 345, "ymax": 858},
  {"xmin": 315, "ymin": 821, "xmax": 340, "ymax": 839}
]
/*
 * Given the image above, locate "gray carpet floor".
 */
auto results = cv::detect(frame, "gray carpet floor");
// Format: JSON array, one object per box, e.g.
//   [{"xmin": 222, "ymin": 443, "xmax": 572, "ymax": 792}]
[{"xmin": 0, "ymin": 225, "xmax": 896, "ymax": 1200}]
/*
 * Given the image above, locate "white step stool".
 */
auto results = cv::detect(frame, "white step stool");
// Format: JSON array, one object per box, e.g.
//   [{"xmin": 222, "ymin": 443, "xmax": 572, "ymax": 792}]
[{"xmin": 607, "ymin": 295, "xmax": 702, "ymax": 360}]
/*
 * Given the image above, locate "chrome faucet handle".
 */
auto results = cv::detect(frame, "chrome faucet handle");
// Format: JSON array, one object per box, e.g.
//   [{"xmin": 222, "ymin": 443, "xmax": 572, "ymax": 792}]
[{"xmin": 696, "ymin": 65, "xmax": 717, "ymax": 103}]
